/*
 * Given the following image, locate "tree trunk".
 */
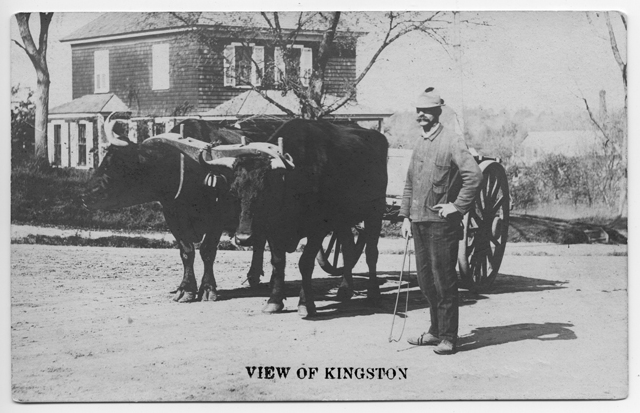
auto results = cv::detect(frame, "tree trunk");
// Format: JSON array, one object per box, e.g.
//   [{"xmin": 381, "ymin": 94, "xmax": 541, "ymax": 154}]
[
  {"xmin": 14, "ymin": 12, "xmax": 53, "ymax": 163},
  {"xmin": 34, "ymin": 70, "xmax": 50, "ymax": 160}
]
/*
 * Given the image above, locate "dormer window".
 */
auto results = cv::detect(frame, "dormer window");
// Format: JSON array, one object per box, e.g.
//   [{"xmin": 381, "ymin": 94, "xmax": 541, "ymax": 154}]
[
  {"xmin": 94, "ymin": 50, "xmax": 109, "ymax": 93},
  {"xmin": 224, "ymin": 43, "xmax": 264, "ymax": 88},
  {"xmin": 274, "ymin": 45, "xmax": 313, "ymax": 87}
]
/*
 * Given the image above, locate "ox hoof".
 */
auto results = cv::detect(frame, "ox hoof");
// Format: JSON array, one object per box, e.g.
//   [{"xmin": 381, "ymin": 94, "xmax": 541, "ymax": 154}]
[
  {"xmin": 336, "ymin": 286, "xmax": 354, "ymax": 302},
  {"xmin": 247, "ymin": 271, "xmax": 263, "ymax": 289},
  {"xmin": 172, "ymin": 290, "xmax": 197, "ymax": 303},
  {"xmin": 262, "ymin": 302, "xmax": 284, "ymax": 314},
  {"xmin": 297, "ymin": 305, "xmax": 317, "ymax": 318},
  {"xmin": 201, "ymin": 288, "xmax": 219, "ymax": 302}
]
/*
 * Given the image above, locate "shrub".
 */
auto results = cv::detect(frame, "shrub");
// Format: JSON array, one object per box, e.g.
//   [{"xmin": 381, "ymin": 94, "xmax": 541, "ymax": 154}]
[{"xmin": 11, "ymin": 155, "xmax": 167, "ymax": 231}]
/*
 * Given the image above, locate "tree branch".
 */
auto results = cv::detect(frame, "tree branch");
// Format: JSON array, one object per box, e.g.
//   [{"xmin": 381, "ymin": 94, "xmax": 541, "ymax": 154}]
[
  {"xmin": 11, "ymin": 38, "xmax": 28, "ymax": 53},
  {"xmin": 38, "ymin": 13, "xmax": 53, "ymax": 55},
  {"xmin": 582, "ymin": 97, "xmax": 610, "ymax": 146},
  {"xmin": 324, "ymin": 12, "xmax": 443, "ymax": 115},
  {"xmin": 15, "ymin": 13, "xmax": 40, "ymax": 66},
  {"xmin": 252, "ymin": 88, "xmax": 297, "ymax": 117},
  {"xmin": 605, "ymin": 12, "xmax": 625, "ymax": 73}
]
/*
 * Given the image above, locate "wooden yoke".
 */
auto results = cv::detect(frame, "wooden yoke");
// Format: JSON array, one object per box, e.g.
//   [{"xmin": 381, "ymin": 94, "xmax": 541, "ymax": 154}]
[{"xmin": 144, "ymin": 133, "xmax": 214, "ymax": 164}]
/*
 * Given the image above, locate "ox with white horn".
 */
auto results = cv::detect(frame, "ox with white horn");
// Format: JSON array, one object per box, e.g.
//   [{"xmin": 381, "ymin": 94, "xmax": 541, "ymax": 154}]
[
  {"xmin": 103, "ymin": 112, "xmax": 132, "ymax": 147},
  {"xmin": 200, "ymin": 138, "xmax": 295, "ymax": 170}
]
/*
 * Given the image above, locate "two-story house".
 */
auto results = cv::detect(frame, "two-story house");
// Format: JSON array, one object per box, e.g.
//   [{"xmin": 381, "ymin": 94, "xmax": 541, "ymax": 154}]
[{"xmin": 48, "ymin": 12, "xmax": 387, "ymax": 168}]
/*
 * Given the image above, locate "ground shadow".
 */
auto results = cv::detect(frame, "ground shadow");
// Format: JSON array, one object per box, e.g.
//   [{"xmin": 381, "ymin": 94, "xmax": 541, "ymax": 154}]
[
  {"xmin": 456, "ymin": 322, "xmax": 577, "ymax": 352},
  {"xmin": 207, "ymin": 269, "xmax": 566, "ymax": 322},
  {"xmin": 478, "ymin": 273, "xmax": 567, "ymax": 295}
]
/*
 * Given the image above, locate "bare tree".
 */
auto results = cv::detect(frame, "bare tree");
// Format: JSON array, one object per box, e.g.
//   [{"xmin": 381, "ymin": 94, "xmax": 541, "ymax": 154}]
[
  {"xmin": 583, "ymin": 11, "xmax": 627, "ymax": 221},
  {"xmin": 175, "ymin": 11, "xmax": 459, "ymax": 119},
  {"xmin": 13, "ymin": 12, "xmax": 54, "ymax": 162}
]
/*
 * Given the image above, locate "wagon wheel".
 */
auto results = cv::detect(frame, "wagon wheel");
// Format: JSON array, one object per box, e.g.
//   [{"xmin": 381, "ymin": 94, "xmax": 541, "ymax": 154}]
[
  {"xmin": 316, "ymin": 224, "xmax": 367, "ymax": 276},
  {"xmin": 458, "ymin": 161, "xmax": 510, "ymax": 291}
]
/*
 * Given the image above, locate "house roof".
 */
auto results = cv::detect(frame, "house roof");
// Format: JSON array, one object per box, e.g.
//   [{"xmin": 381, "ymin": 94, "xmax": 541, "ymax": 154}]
[
  {"xmin": 61, "ymin": 12, "xmax": 365, "ymax": 44},
  {"xmin": 50, "ymin": 93, "xmax": 130, "ymax": 115},
  {"xmin": 521, "ymin": 130, "xmax": 601, "ymax": 156},
  {"xmin": 200, "ymin": 90, "xmax": 392, "ymax": 120}
]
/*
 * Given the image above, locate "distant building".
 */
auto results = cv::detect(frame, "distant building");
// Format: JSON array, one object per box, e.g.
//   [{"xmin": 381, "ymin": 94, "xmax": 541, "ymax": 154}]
[
  {"xmin": 48, "ymin": 12, "xmax": 390, "ymax": 168},
  {"xmin": 48, "ymin": 93, "xmax": 131, "ymax": 168},
  {"xmin": 515, "ymin": 130, "xmax": 601, "ymax": 165}
]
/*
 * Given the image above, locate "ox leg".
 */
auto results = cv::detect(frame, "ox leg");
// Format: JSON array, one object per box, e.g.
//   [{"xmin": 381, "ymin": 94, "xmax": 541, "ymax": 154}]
[
  {"xmin": 363, "ymin": 215, "xmax": 383, "ymax": 304},
  {"xmin": 297, "ymin": 235, "xmax": 324, "ymax": 318},
  {"xmin": 247, "ymin": 231, "xmax": 266, "ymax": 289},
  {"xmin": 171, "ymin": 240, "xmax": 198, "ymax": 303},
  {"xmin": 336, "ymin": 227, "xmax": 357, "ymax": 302},
  {"xmin": 199, "ymin": 228, "xmax": 224, "ymax": 302},
  {"xmin": 263, "ymin": 240, "xmax": 286, "ymax": 314}
]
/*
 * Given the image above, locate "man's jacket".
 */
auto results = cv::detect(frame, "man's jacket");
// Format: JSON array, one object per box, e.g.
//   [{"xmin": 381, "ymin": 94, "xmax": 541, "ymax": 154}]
[{"xmin": 399, "ymin": 123, "xmax": 483, "ymax": 222}]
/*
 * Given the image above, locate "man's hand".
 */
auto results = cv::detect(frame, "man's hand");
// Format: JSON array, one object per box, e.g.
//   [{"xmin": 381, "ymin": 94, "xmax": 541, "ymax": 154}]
[
  {"xmin": 401, "ymin": 218, "xmax": 412, "ymax": 239},
  {"xmin": 431, "ymin": 203, "xmax": 458, "ymax": 218}
]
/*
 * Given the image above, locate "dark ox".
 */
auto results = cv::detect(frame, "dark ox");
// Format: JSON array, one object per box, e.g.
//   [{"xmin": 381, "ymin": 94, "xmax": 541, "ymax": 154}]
[
  {"xmin": 82, "ymin": 117, "xmax": 267, "ymax": 302},
  {"xmin": 211, "ymin": 119, "xmax": 388, "ymax": 317}
]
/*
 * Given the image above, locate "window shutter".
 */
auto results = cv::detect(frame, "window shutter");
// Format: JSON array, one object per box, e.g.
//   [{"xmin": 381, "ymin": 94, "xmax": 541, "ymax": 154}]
[
  {"xmin": 274, "ymin": 47, "xmax": 285, "ymax": 84},
  {"xmin": 300, "ymin": 47, "xmax": 313, "ymax": 86},
  {"xmin": 251, "ymin": 46, "xmax": 265, "ymax": 86},
  {"xmin": 224, "ymin": 45, "xmax": 236, "ymax": 87},
  {"xmin": 94, "ymin": 50, "xmax": 109, "ymax": 93},
  {"xmin": 152, "ymin": 44, "xmax": 170, "ymax": 90},
  {"xmin": 61, "ymin": 122, "xmax": 70, "ymax": 167},
  {"xmin": 47, "ymin": 122, "xmax": 55, "ymax": 164},
  {"xmin": 69, "ymin": 122, "xmax": 78, "ymax": 167},
  {"xmin": 84, "ymin": 121, "xmax": 94, "ymax": 168}
]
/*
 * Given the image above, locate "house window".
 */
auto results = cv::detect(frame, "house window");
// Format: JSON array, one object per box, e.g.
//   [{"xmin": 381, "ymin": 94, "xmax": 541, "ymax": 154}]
[
  {"xmin": 94, "ymin": 50, "xmax": 110, "ymax": 93},
  {"xmin": 53, "ymin": 124, "xmax": 61, "ymax": 166},
  {"xmin": 152, "ymin": 44, "xmax": 170, "ymax": 90},
  {"xmin": 274, "ymin": 45, "xmax": 313, "ymax": 87},
  {"xmin": 78, "ymin": 124, "xmax": 87, "ymax": 166},
  {"xmin": 153, "ymin": 123, "xmax": 165, "ymax": 136},
  {"xmin": 224, "ymin": 44, "xmax": 264, "ymax": 87}
]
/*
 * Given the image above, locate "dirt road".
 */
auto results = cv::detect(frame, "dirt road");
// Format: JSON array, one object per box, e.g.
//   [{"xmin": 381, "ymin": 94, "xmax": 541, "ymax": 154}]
[{"xmin": 11, "ymin": 244, "xmax": 627, "ymax": 401}]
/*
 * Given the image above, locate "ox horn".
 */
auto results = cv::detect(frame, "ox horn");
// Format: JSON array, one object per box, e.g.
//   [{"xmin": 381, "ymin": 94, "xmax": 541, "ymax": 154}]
[{"xmin": 103, "ymin": 113, "xmax": 130, "ymax": 147}]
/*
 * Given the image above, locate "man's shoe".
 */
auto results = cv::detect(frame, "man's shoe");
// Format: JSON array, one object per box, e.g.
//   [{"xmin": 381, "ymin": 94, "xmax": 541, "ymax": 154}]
[
  {"xmin": 433, "ymin": 339, "xmax": 456, "ymax": 355},
  {"xmin": 407, "ymin": 332, "xmax": 440, "ymax": 346}
]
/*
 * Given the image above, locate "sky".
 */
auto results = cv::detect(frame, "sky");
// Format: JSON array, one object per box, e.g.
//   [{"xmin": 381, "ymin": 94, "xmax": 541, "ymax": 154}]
[{"xmin": 7, "ymin": 5, "xmax": 628, "ymax": 118}]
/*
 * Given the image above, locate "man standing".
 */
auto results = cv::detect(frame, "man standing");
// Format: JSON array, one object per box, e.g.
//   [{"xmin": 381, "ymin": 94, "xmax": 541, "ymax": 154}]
[{"xmin": 400, "ymin": 87, "xmax": 482, "ymax": 355}]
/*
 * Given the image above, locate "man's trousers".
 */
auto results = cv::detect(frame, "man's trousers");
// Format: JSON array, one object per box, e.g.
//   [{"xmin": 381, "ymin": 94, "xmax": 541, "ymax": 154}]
[{"xmin": 411, "ymin": 220, "xmax": 460, "ymax": 343}]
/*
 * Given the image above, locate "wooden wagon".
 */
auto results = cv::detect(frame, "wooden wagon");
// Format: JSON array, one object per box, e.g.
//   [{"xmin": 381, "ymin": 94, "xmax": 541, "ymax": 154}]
[{"xmin": 315, "ymin": 147, "xmax": 510, "ymax": 292}]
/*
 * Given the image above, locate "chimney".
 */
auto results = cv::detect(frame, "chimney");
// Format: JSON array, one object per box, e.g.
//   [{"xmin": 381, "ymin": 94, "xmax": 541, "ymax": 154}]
[{"xmin": 599, "ymin": 90, "xmax": 608, "ymax": 122}]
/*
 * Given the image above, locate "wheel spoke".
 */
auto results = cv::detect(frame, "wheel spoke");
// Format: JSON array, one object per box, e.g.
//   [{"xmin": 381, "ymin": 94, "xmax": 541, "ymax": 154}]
[
  {"xmin": 490, "ymin": 195, "xmax": 507, "ymax": 216},
  {"xmin": 486, "ymin": 173, "xmax": 496, "ymax": 198},
  {"xmin": 490, "ymin": 233, "xmax": 503, "ymax": 247},
  {"xmin": 481, "ymin": 253, "xmax": 488, "ymax": 280},
  {"xmin": 469, "ymin": 212, "xmax": 483, "ymax": 227},
  {"xmin": 326, "ymin": 233, "xmax": 337, "ymax": 255},
  {"xmin": 332, "ymin": 240, "xmax": 341, "ymax": 268},
  {"xmin": 490, "ymin": 179, "xmax": 502, "ymax": 200}
]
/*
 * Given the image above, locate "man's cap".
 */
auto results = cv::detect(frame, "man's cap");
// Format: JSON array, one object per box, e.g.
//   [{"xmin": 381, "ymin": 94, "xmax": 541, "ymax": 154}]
[{"xmin": 415, "ymin": 87, "xmax": 445, "ymax": 109}]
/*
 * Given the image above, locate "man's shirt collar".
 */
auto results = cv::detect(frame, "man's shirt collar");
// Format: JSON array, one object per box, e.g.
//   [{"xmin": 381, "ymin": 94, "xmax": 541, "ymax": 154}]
[{"xmin": 421, "ymin": 123, "xmax": 443, "ymax": 140}]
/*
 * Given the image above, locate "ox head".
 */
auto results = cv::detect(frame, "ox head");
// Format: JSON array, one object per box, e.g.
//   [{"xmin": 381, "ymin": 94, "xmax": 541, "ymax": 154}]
[
  {"xmin": 202, "ymin": 140, "xmax": 295, "ymax": 246},
  {"xmin": 82, "ymin": 114, "xmax": 153, "ymax": 210}
]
